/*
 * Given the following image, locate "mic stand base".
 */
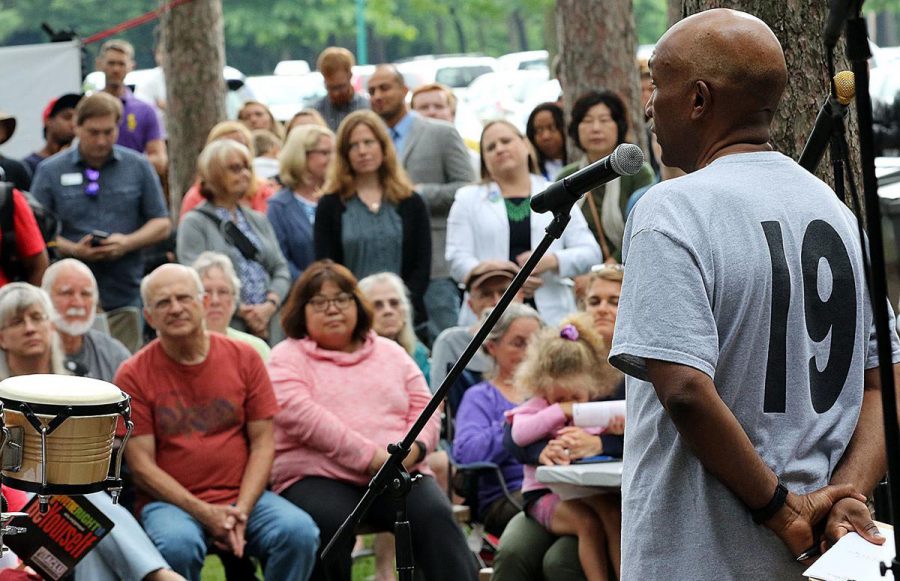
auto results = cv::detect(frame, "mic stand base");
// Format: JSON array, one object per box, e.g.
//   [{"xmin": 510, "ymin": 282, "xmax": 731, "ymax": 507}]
[{"xmin": 322, "ymin": 203, "xmax": 575, "ymax": 576}]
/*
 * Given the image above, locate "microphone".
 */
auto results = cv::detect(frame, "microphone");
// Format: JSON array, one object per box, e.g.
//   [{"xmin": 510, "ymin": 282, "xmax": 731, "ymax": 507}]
[
  {"xmin": 798, "ymin": 71, "xmax": 855, "ymax": 173},
  {"xmin": 531, "ymin": 143, "xmax": 645, "ymax": 214}
]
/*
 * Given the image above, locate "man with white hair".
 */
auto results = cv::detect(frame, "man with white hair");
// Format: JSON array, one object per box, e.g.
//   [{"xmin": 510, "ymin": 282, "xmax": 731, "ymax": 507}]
[
  {"xmin": 118, "ymin": 263, "xmax": 318, "ymax": 580},
  {"xmin": 41, "ymin": 258, "xmax": 131, "ymax": 380}
]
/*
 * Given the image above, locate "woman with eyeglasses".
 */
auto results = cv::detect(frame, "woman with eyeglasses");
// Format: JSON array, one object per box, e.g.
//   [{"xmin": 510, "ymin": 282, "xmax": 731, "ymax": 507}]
[
  {"xmin": 557, "ymin": 91, "xmax": 655, "ymax": 262},
  {"xmin": 358, "ymin": 271, "xmax": 429, "ymax": 382},
  {"xmin": 192, "ymin": 251, "xmax": 271, "ymax": 362},
  {"xmin": 267, "ymin": 125, "xmax": 335, "ymax": 282},
  {"xmin": 314, "ymin": 110, "xmax": 431, "ymax": 329},
  {"xmin": 177, "ymin": 140, "xmax": 290, "ymax": 344},
  {"xmin": 0, "ymin": 282, "xmax": 186, "ymax": 581},
  {"xmin": 179, "ymin": 121, "xmax": 277, "ymax": 219},
  {"xmin": 446, "ymin": 120, "xmax": 601, "ymax": 327},
  {"xmin": 267, "ymin": 260, "xmax": 477, "ymax": 581}
]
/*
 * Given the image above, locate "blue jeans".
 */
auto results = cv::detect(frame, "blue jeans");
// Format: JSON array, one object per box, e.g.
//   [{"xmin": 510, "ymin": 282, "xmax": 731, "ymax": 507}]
[
  {"xmin": 141, "ymin": 491, "xmax": 319, "ymax": 581},
  {"xmin": 424, "ymin": 277, "xmax": 461, "ymax": 342}
]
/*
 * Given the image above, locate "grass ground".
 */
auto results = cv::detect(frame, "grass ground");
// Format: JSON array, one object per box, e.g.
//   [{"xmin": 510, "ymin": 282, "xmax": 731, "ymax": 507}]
[{"xmin": 198, "ymin": 536, "xmax": 379, "ymax": 581}]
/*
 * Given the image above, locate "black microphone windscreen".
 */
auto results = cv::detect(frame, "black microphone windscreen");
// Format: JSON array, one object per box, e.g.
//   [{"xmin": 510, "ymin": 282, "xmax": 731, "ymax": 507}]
[{"xmin": 610, "ymin": 144, "xmax": 645, "ymax": 176}]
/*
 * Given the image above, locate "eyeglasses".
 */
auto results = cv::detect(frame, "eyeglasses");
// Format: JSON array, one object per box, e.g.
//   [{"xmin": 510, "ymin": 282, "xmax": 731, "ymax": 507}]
[
  {"xmin": 2, "ymin": 312, "xmax": 50, "ymax": 330},
  {"xmin": 225, "ymin": 163, "xmax": 250, "ymax": 174},
  {"xmin": 372, "ymin": 297, "xmax": 402, "ymax": 311},
  {"xmin": 307, "ymin": 292, "xmax": 354, "ymax": 312},
  {"xmin": 84, "ymin": 168, "xmax": 100, "ymax": 197},
  {"xmin": 308, "ymin": 149, "xmax": 333, "ymax": 157}
]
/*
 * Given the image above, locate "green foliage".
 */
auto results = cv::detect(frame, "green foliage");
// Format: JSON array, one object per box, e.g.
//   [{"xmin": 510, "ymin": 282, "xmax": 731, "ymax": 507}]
[
  {"xmin": 0, "ymin": 0, "xmax": 662, "ymax": 75},
  {"xmin": 633, "ymin": 0, "xmax": 668, "ymax": 45},
  {"xmin": 865, "ymin": 0, "xmax": 900, "ymax": 13}
]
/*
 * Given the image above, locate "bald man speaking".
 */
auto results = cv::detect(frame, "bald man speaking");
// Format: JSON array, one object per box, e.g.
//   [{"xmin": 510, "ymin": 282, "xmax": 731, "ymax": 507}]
[{"xmin": 610, "ymin": 8, "xmax": 900, "ymax": 579}]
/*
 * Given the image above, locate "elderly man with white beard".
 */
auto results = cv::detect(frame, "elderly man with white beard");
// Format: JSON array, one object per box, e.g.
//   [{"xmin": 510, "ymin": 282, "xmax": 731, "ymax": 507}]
[{"xmin": 41, "ymin": 258, "xmax": 131, "ymax": 381}]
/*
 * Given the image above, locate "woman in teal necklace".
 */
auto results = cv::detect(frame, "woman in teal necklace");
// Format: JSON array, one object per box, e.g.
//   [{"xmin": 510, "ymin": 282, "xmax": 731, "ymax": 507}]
[{"xmin": 445, "ymin": 120, "xmax": 602, "ymax": 326}]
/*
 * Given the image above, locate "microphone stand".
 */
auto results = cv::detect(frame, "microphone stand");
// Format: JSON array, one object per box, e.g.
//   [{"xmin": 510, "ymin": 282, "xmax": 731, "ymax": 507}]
[
  {"xmin": 321, "ymin": 203, "xmax": 575, "ymax": 578},
  {"xmin": 824, "ymin": 0, "xmax": 900, "ymax": 575}
]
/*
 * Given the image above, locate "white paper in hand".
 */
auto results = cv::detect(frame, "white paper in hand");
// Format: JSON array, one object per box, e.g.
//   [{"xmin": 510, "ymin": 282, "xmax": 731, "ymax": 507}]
[
  {"xmin": 803, "ymin": 528, "xmax": 894, "ymax": 581},
  {"xmin": 572, "ymin": 400, "xmax": 625, "ymax": 429}
]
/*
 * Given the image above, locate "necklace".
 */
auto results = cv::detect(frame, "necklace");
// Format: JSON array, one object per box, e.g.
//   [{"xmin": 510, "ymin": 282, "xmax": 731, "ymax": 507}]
[{"xmin": 504, "ymin": 197, "xmax": 530, "ymax": 222}]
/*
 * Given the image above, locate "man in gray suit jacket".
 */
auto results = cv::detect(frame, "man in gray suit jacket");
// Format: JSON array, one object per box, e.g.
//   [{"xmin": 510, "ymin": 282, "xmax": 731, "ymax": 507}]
[{"xmin": 368, "ymin": 65, "xmax": 476, "ymax": 340}]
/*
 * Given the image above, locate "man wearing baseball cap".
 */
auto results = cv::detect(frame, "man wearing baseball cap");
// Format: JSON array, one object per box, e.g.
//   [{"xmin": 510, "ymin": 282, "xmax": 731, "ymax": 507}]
[
  {"xmin": 23, "ymin": 93, "xmax": 82, "ymax": 175},
  {"xmin": 430, "ymin": 260, "xmax": 531, "ymax": 390},
  {"xmin": 0, "ymin": 111, "xmax": 32, "ymax": 192}
]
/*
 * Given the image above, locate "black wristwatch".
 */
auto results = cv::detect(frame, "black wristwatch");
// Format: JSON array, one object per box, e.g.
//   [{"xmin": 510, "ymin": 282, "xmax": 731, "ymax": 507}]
[
  {"xmin": 751, "ymin": 477, "xmax": 789, "ymax": 525},
  {"xmin": 413, "ymin": 440, "xmax": 427, "ymax": 464}
]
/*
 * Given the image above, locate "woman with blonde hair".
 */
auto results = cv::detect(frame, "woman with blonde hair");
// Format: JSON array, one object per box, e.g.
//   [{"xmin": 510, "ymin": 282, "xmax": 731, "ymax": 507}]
[
  {"xmin": 179, "ymin": 120, "xmax": 276, "ymax": 219},
  {"xmin": 238, "ymin": 99, "xmax": 285, "ymax": 140},
  {"xmin": 268, "ymin": 124, "xmax": 335, "ymax": 280},
  {"xmin": 314, "ymin": 110, "xmax": 431, "ymax": 326},
  {"xmin": 177, "ymin": 139, "xmax": 290, "ymax": 342},
  {"xmin": 285, "ymin": 108, "xmax": 328, "ymax": 135},
  {"xmin": 446, "ymin": 120, "xmax": 601, "ymax": 326}
]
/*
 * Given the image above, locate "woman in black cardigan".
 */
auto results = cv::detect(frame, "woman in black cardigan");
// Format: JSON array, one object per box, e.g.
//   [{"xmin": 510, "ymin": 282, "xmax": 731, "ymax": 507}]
[{"xmin": 314, "ymin": 110, "xmax": 431, "ymax": 326}]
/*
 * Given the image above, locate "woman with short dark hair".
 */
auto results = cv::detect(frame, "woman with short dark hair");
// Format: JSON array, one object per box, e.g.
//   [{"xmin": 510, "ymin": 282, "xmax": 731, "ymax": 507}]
[
  {"xmin": 558, "ymin": 90, "xmax": 655, "ymax": 261},
  {"xmin": 268, "ymin": 260, "xmax": 477, "ymax": 581}
]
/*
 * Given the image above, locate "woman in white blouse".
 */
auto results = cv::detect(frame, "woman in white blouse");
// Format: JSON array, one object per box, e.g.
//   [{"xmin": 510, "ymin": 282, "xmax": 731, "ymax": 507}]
[{"xmin": 446, "ymin": 120, "xmax": 602, "ymax": 325}]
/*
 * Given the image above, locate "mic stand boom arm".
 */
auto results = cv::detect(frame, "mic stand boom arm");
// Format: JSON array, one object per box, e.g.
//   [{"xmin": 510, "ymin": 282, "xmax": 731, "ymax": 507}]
[{"xmin": 321, "ymin": 204, "xmax": 575, "ymax": 580}]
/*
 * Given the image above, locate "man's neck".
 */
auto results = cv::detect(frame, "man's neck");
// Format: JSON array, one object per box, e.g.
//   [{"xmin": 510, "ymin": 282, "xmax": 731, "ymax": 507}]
[
  {"xmin": 104, "ymin": 84, "xmax": 126, "ymax": 98},
  {"xmin": 385, "ymin": 107, "xmax": 409, "ymax": 129},
  {"xmin": 159, "ymin": 331, "xmax": 210, "ymax": 365},
  {"xmin": 80, "ymin": 148, "xmax": 111, "ymax": 170},
  {"xmin": 38, "ymin": 137, "xmax": 71, "ymax": 160},
  {"xmin": 7, "ymin": 353, "xmax": 51, "ymax": 376},
  {"xmin": 59, "ymin": 332, "xmax": 84, "ymax": 356}
]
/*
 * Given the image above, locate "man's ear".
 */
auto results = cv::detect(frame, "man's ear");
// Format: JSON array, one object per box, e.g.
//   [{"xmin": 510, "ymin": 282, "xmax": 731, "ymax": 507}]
[{"xmin": 691, "ymin": 80, "xmax": 711, "ymax": 120}]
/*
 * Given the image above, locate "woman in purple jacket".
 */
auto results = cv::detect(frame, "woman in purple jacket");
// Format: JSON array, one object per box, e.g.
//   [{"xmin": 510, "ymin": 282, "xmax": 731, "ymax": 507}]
[{"xmin": 452, "ymin": 303, "xmax": 543, "ymax": 536}]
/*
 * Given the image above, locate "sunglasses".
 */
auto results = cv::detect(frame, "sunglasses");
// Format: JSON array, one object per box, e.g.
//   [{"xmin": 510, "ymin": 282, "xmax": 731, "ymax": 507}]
[{"xmin": 84, "ymin": 168, "xmax": 100, "ymax": 197}]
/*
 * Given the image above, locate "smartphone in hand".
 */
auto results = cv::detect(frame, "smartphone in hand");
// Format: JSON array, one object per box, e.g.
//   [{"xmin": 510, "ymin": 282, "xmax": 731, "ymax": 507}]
[
  {"xmin": 573, "ymin": 455, "xmax": 617, "ymax": 464},
  {"xmin": 90, "ymin": 230, "xmax": 110, "ymax": 247}
]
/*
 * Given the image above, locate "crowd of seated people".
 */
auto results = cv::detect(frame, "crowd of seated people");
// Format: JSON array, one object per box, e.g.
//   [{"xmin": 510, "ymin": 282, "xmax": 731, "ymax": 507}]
[{"xmin": 0, "ymin": 44, "xmax": 665, "ymax": 580}]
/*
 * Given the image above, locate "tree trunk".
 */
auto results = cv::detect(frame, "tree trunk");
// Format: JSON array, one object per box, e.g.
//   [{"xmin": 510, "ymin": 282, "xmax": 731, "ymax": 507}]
[
  {"xmin": 160, "ymin": 0, "xmax": 226, "ymax": 215},
  {"xmin": 435, "ymin": 16, "xmax": 446, "ymax": 55},
  {"xmin": 555, "ymin": 0, "xmax": 647, "ymax": 156},
  {"xmin": 677, "ymin": 1, "xmax": 857, "ymax": 191},
  {"xmin": 508, "ymin": 9, "xmax": 528, "ymax": 52},
  {"xmin": 449, "ymin": 6, "xmax": 467, "ymax": 53}
]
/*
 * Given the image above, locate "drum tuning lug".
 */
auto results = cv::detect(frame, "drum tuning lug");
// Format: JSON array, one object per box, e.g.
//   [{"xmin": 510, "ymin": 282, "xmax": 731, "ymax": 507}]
[
  {"xmin": 109, "ymin": 487, "xmax": 121, "ymax": 505},
  {"xmin": 38, "ymin": 495, "xmax": 49, "ymax": 514}
]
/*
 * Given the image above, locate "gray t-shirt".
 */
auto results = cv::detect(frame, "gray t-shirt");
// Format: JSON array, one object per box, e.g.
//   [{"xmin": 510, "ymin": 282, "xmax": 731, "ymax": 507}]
[
  {"xmin": 430, "ymin": 325, "xmax": 493, "ymax": 393},
  {"xmin": 69, "ymin": 328, "xmax": 132, "ymax": 383},
  {"xmin": 610, "ymin": 151, "xmax": 900, "ymax": 579}
]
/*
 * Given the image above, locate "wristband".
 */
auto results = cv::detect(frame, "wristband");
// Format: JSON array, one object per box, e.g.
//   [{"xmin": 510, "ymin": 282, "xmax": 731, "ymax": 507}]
[
  {"xmin": 413, "ymin": 440, "xmax": 427, "ymax": 464},
  {"xmin": 751, "ymin": 478, "xmax": 789, "ymax": 524}
]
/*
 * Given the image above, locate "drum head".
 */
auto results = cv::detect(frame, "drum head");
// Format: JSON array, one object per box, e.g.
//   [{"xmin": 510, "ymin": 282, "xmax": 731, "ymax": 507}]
[{"xmin": 0, "ymin": 375, "xmax": 126, "ymax": 406}]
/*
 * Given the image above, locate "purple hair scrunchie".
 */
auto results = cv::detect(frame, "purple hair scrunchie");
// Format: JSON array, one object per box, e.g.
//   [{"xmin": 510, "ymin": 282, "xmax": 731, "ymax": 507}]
[{"xmin": 560, "ymin": 324, "xmax": 579, "ymax": 341}]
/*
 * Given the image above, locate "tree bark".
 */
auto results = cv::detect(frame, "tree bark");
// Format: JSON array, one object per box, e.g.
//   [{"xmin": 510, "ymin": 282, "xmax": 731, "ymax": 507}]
[
  {"xmin": 160, "ymin": 0, "xmax": 227, "ymax": 215},
  {"xmin": 555, "ymin": 0, "xmax": 647, "ymax": 156},
  {"xmin": 677, "ymin": 1, "xmax": 857, "ymax": 190}
]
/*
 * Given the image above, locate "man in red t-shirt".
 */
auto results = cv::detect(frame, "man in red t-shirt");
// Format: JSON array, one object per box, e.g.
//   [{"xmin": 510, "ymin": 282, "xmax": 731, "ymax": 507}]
[
  {"xmin": 0, "ymin": 188, "xmax": 48, "ymax": 286},
  {"xmin": 116, "ymin": 264, "xmax": 318, "ymax": 581}
]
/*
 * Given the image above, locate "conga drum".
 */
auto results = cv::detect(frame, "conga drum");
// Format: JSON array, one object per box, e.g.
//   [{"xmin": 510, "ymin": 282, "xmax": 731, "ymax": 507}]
[{"xmin": 0, "ymin": 374, "xmax": 133, "ymax": 510}]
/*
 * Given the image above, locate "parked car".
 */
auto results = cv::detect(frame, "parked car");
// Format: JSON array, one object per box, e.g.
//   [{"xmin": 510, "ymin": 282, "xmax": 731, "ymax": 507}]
[
  {"xmin": 83, "ymin": 65, "xmax": 255, "ymax": 119},
  {"xmin": 274, "ymin": 60, "xmax": 311, "ymax": 75},
  {"xmin": 244, "ymin": 73, "xmax": 326, "ymax": 122},
  {"xmin": 498, "ymin": 50, "xmax": 549, "ymax": 72},
  {"xmin": 396, "ymin": 55, "xmax": 498, "ymax": 99},
  {"xmin": 463, "ymin": 69, "xmax": 549, "ymax": 129}
]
